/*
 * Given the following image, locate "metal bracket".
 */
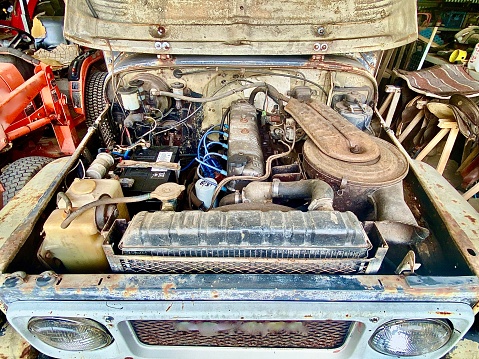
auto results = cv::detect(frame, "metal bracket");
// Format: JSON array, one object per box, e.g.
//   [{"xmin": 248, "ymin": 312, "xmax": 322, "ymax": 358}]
[{"xmin": 395, "ymin": 250, "xmax": 421, "ymax": 275}]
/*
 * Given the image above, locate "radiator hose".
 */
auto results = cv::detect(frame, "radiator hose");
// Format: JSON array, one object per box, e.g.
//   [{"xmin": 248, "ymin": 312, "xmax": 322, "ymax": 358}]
[{"xmin": 239, "ymin": 179, "xmax": 334, "ymax": 211}]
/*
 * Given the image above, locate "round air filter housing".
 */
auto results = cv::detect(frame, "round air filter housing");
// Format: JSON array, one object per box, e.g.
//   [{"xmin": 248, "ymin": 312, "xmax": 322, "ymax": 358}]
[{"xmin": 303, "ymin": 137, "xmax": 408, "ymax": 217}]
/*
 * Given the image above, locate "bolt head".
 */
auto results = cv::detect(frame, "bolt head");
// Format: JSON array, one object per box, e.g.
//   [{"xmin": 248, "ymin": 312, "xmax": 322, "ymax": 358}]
[
  {"xmin": 317, "ymin": 27, "xmax": 325, "ymax": 36},
  {"xmin": 154, "ymin": 41, "xmax": 163, "ymax": 50}
]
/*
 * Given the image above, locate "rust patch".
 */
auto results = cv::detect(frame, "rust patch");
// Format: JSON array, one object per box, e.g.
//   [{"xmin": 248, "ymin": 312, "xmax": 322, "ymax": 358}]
[
  {"xmin": 465, "ymin": 215, "xmax": 477, "ymax": 224},
  {"xmin": 436, "ymin": 311, "xmax": 452, "ymax": 316},
  {"xmin": 211, "ymin": 290, "xmax": 219, "ymax": 299},
  {"xmin": 162, "ymin": 282, "xmax": 176, "ymax": 298},
  {"xmin": 123, "ymin": 286, "xmax": 139, "ymax": 297},
  {"xmin": 20, "ymin": 345, "xmax": 35, "ymax": 359},
  {"xmin": 304, "ymin": 314, "xmax": 313, "ymax": 318}
]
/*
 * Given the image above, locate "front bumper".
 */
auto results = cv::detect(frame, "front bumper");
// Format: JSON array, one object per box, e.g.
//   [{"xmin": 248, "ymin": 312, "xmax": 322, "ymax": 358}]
[
  {"xmin": 6, "ymin": 300, "xmax": 474, "ymax": 359},
  {"xmin": 2, "ymin": 273, "xmax": 478, "ymax": 359}
]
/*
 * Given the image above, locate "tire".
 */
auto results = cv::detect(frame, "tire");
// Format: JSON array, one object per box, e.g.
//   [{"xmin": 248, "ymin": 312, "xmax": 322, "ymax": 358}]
[
  {"xmin": 0, "ymin": 156, "xmax": 52, "ymax": 205},
  {"xmin": 85, "ymin": 71, "xmax": 117, "ymax": 147}
]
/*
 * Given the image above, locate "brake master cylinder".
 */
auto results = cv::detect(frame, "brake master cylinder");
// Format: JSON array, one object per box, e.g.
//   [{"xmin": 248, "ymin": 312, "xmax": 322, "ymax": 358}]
[{"xmin": 39, "ymin": 179, "xmax": 129, "ymax": 273}]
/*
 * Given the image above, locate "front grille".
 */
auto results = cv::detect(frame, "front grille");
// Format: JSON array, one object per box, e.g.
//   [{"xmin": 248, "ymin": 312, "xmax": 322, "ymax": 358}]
[
  {"xmin": 118, "ymin": 257, "xmax": 366, "ymax": 274},
  {"xmin": 131, "ymin": 320, "xmax": 353, "ymax": 349}
]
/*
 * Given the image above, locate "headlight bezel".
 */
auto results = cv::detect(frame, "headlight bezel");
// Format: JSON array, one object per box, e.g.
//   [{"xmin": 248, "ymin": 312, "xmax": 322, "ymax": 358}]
[
  {"xmin": 27, "ymin": 316, "xmax": 114, "ymax": 352},
  {"xmin": 368, "ymin": 318, "xmax": 453, "ymax": 357}
]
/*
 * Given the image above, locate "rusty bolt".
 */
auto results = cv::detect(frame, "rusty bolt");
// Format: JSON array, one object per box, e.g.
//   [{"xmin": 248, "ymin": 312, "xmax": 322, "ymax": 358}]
[
  {"xmin": 157, "ymin": 26, "xmax": 166, "ymax": 37},
  {"xmin": 162, "ymin": 42, "xmax": 170, "ymax": 50},
  {"xmin": 241, "ymin": 129, "xmax": 249, "ymax": 134},
  {"xmin": 317, "ymin": 27, "xmax": 325, "ymax": 36},
  {"xmin": 369, "ymin": 317, "xmax": 379, "ymax": 323}
]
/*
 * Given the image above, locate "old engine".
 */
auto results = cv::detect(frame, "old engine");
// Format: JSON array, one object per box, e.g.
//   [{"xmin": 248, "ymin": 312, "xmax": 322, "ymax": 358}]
[{"xmin": 39, "ymin": 59, "xmax": 428, "ymax": 275}]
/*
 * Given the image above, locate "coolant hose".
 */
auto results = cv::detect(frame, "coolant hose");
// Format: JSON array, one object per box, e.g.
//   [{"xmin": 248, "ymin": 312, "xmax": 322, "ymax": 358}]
[
  {"xmin": 60, "ymin": 193, "xmax": 150, "ymax": 229},
  {"xmin": 241, "ymin": 179, "xmax": 334, "ymax": 211},
  {"xmin": 248, "ymin": 86, "xmax": 286, "ymax": 114}
]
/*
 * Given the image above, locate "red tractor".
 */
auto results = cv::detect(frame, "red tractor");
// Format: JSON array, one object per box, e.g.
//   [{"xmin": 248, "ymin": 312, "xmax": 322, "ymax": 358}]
[{"xmin": 0, "ymin": 9, "xmax": 108, "ymax": 208}]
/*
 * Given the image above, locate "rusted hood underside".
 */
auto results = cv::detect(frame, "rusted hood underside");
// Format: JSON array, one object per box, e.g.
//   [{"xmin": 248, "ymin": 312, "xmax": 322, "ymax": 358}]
[{"xmin": 64, "ymin": 0, "xmax": 417, "ymax": 55}]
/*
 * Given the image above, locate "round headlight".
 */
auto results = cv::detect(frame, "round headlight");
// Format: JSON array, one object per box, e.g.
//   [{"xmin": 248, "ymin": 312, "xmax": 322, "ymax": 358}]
[
  {"xmin": 369, "ymin": 319, "xmax": 452, "ymax": 357},
  {"xmin": 28, "ymin": 317, "xmax": 113, "ymax": 351}
]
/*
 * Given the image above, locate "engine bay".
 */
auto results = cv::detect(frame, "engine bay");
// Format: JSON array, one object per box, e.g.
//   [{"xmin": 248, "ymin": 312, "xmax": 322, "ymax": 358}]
[{"xmin": 32, "ymin": 55, "xmax": 442, "ymax": 277}]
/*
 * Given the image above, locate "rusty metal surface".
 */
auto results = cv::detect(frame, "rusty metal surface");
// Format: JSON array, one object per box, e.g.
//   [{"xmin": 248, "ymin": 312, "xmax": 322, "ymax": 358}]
[
  {"xmin": 1, "ymin": 272, "xmax": 478, "ymax": 304},
  {"xmin": 408, "ymin": 160, "xmax": 479, "ymax": 276},
  {"xmin": 131, "ymin": 319, "xmax": 352, "ymax": 348},
  {"xmin": 286, "ymin": 98, "xmax": 380, "ymax": 163},
  {"xmin": 374, "ymin": 118, "xmax": 479, "ymax": 279},
  {"xmin": 0, "ymin": 157, "xmax": 69, "ymax": 273},
  {"xmin": 64, "ymin": 0, "xmax": 417, "ymax": 55}
]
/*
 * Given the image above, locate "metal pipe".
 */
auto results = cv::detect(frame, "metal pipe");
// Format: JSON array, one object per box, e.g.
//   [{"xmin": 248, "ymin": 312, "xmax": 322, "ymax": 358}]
[{"xmin": 6, "ymin": 117, "xmax": 52, "ymax": 141}]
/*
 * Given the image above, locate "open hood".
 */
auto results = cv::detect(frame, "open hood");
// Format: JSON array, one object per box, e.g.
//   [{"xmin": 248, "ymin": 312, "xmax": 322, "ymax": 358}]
[{"xmin": 64, "ymin": 0, "xmax": 417, "ymax": 55}]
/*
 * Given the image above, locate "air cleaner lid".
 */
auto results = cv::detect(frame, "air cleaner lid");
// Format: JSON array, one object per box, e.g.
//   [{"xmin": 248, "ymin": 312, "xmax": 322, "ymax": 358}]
[{"xmin": 303, "ymin": 137, "xmax": 409, "ymax": 187}]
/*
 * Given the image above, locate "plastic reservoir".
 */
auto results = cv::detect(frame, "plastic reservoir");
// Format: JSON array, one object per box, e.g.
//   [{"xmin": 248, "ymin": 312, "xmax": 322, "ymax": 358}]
[{"xmin": 41, "ymin": 179, "xmax": 129, "ymax": 273}]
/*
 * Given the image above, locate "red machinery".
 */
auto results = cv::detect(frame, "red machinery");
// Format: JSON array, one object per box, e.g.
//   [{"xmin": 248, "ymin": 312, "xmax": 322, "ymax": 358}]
[
  {"xmin": 0, "ymin": 48, "xmax": 103, "ymax": 154},
  {"xmin": 0, "ymin": 45, "xmax": 106, "ymax": 208},
  {"xmin": 0, "ymin": 51, "xmax": 78, "ymax": 153}
]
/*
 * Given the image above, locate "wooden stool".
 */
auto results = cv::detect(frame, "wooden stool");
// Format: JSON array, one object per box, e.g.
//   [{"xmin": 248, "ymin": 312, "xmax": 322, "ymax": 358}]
[
  {"xmin": 415, "ymin": 118, "xmax": 460, "ymax": 175},
  {"xmin": 463, "ymin": 181, "xmax": 479, "ymax": 201}
]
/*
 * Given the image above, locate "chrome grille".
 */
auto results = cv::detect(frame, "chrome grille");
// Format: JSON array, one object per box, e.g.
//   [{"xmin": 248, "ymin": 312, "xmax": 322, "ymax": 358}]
[{"xmin": 130, "ymin": 320, "xmax": 353, "ymax": 349}]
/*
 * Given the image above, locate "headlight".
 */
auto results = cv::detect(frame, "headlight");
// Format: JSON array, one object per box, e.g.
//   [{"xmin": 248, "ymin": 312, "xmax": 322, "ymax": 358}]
[
  {"xmin": 28, "ymin": 317, "xmax": 113, "ymax": 351},
  {"xmin": 369, "ymin": 319, "xmax": 452, "ymax": 357}
]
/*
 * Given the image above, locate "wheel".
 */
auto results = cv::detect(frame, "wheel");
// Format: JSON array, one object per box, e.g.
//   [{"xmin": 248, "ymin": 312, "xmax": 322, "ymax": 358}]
[
  {"xmin": 85, "ymin": 71, "xmax": 108, "ymax": 127},
  {"xmin": 85, "ymin": 71, "xmax": 118, "ymax": 147},
  {"xmin": 0, "ymin": 156, "xmax": 52, "ymax": 205}
]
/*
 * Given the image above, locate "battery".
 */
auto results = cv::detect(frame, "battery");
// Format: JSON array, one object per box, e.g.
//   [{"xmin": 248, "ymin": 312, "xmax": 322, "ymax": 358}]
[{"xmin": 119, "ymin": 146, "xmax": 179, "ymax": 196}]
